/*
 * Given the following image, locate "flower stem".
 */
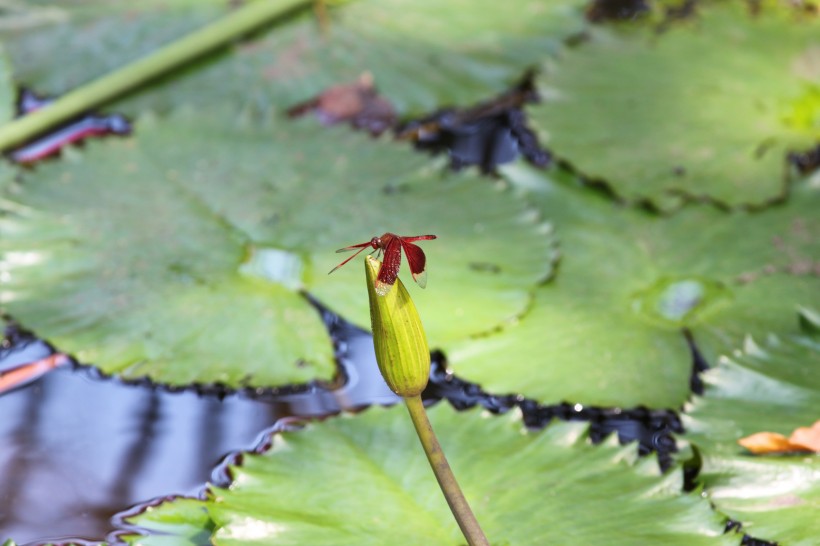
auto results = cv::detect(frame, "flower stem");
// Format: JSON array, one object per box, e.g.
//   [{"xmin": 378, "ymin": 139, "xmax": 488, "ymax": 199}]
[
  {"xmin": 0, "ymin": 0, "xmax": 309, "ymax": 152},
  {"xmin": 404, "ymin": 395, "xmax": 490, "ymax": 546}
]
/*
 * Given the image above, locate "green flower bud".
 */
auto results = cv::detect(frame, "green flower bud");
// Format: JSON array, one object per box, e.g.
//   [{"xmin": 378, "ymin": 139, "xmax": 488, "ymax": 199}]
[{"xmin": 365, "ymin": 256, "xmax": 430, "ymax": 397}]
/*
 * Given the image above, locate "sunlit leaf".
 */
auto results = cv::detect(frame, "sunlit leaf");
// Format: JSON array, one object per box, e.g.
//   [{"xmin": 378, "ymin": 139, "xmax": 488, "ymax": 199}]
[
  {"xmin": 444, "ymin": 163, "xmax": 819, "ymax": 408},
  {"xmin": 1, "ymin": 0, "xmax": 589, "ymax": 116},
  {"xmin": 798, "ymin": 305, "xmax": 820, "ymax": 334},
  {"xmin": 121, "ymin": 497, "xmax": 214, "ymax": 546},
  {"xmin": 0, "ymin": 111, "xmax": 553, "ymax": 387},
  {"xmin": 697, "ymin": 455, "xmax": 820, "ymax": 546},
  {"xmin": 680, "ymin": 335, "xmax": 820, "ymax": 545},
  {"xmin": 530, "ymin": 1, "xmax": 820, "ymax": 210},
  {"xmin": 127, "ymin": 405, "xmax": 732, "ymax": 545},
  {"xmin": 683, "ymin": 334, "xmax": 820, "ymax": 454}
]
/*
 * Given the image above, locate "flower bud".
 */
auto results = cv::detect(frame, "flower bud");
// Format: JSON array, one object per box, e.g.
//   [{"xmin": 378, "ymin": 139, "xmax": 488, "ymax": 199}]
[{"xmin": 365, "ymin": 256, "xmax": 430, "ymax": 397}]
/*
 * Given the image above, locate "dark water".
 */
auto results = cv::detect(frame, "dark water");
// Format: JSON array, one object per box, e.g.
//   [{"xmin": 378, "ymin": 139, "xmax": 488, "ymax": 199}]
[
  {"xmin": 397, "ymin": 73, "xmax": 550, "ymax": 172},
  {"xmin": 1, "ymin": 363, "xmax": 277, "ymax": 542},
  {"xmin": 7, "ymin": 89, "xmax": 131, "ymax": 165},
  {"xmin": 0, "ymin": 306, "xmax": 398, "ymax": 544}
]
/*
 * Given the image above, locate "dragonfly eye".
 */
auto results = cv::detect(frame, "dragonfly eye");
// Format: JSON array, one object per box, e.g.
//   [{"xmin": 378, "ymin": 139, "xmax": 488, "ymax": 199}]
[{"xmin": 370, "ymin": 236, "xmax": 381, "ymax": 248}]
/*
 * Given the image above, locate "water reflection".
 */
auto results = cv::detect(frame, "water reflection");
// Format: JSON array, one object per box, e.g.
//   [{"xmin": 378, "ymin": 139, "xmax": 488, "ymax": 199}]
[
  {"xmin": 0, "ymin": 365, "xmax": 277, "ymax": 543},
  {"xmin": 0, "ymin": 305, "xmax": 397, "ymax": 544},
  {"xmin": 7, "ymin": 89, "xmax": 131, "ymax": 165}
]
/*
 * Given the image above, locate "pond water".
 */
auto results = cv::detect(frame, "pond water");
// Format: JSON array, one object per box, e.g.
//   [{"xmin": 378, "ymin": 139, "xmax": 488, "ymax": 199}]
[{"xmin": 0, "ymin": 303, "xmax": 398, "ymax": 544}]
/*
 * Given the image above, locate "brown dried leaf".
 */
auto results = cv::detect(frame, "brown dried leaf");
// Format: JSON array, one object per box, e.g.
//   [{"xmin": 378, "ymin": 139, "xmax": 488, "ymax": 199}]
[
  {"xmin": 738, "ymin": 432, "xmax": 800, "ymax": 454},
  {"xmin": 286, "ymin": 74, "xmax": 396, "ymax": 135},
  {"xmin": 788, "ymin": 420, "xmax": 820, "ymax": 452},
  {"xmin": 738, "ymin": 420, "xmax": 820, "ymax": 454}
]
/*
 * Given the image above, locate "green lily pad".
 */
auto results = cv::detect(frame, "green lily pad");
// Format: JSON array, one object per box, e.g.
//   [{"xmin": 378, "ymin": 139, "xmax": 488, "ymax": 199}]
[
  {"xmin": 0, "ymin": 42, "xmax": 16, "ymax": 187},
  {"xmin": 0, "ymin": 123, "xmax": 334, "ymax": 386},
  {"xmin": 530, "ymin": 1, "xmax": 820, "ymax": 210},
  {"xmin": 1, "ymin": 0, "xmax": 588, "ymax": 117},
  {"xmin": 697, "ymin": 455, "xmax": 820, "ymax": 546},
  {"xmin": 445, "ymin": 163, "xmax": 819, "ymax": 408},
  {"xmin": 0, "ymin": 110, "xmax": 552, "ymax": 387},
  {"xmin": 0, "ymin": 1, "xmax": 226, "ymax": 96},
  {"xmin": 121, "ymin": 498, "xmax": 214, "ymax": 546},
  {"xmin": 0, "ymin": 44, "xmax": 13, "ymax": 126},
  {"xmin": 0, "ymin": 160, "xmax": 14, "ymax": 196},
  {"xmin": 678, "ymin": 334, "xmax": 820, "ymax": 545},
  {"xmin": 127, "ymin": 405, "xmax": 732, "ymax": 545},
  {"xmin": 682, "ymin": 333, "xmax": 820, "ymax": 455}
]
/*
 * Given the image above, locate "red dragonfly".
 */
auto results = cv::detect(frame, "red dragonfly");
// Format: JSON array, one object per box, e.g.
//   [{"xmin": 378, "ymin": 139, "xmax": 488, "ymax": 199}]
[{"xmin": 329, "ymin": 233, "xmax": 437, "ymax": 295}]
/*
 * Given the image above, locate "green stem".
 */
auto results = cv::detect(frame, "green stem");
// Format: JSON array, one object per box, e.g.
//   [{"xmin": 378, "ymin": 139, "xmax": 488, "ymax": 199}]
[
  {"xmin": 0, "ymin": 0, "xmax": 309, "ymax": 152},
  {"xmin": 404, "ymin": 395, "xmax": 490, "ymax": 546}
]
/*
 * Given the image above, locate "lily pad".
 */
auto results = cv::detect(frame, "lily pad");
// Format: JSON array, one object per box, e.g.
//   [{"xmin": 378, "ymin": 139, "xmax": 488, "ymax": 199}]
[
  {"xmin": 0, "ymin": 1, "xmax": 226, "ymax": 96},
  {"xmin": 445, "ymin": 163, "xmax": 819, "ymax": 408},
  {"xmin": 1, "ymin": 0, "xmax": 588, "ymax": 116},
  {"xmin": 530, "ymin": 1, "xmax": 820, "ymax": 210},
  {"xmin": 127, "ymin": 405, "xmax": 732, "ymax": 545},
  {"xmin": 0, "ymin": 159, "xmax": 14, "ymax": 197},
  {"xmin": 682, "ymin": 333, "xmax": 820, "ymax": 455},
  {"xmin": 0, "ymin": 111, "xmax": 553, "ymax": 387},
  {"xmin": 699, "ymin": 455, "xmax": 820, "ymax": 546},
  {"xmin": 678, "ymin": 334, "xmax": 820, "ymax": 545},
  {"xmin": 121, "ymin": 497, "xmax": 214, "ymax": 546},
  {"xmin": 0, "ymin": 44, "xmax": 13, "ymax": 126},
  {"xmin": 0, "ymin": 39, "xmax": 16, "ymax": 220}
]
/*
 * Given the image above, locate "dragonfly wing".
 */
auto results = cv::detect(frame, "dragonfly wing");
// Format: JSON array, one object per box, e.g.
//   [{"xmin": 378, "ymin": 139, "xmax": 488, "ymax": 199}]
[
  {"xmin": 335, "ymin": 242, "xmax": 372, "ymax": 253},
  {"xmin": 403, "ymin": 234, "xmax": 437, "ymax": 243},
  {"xmin": 401, "ymin": 240, "xmax": 428, "ymax": 288},
  {"xmin": 375, "ymin": 237, "xmax": 402, "ymax": 295}
]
